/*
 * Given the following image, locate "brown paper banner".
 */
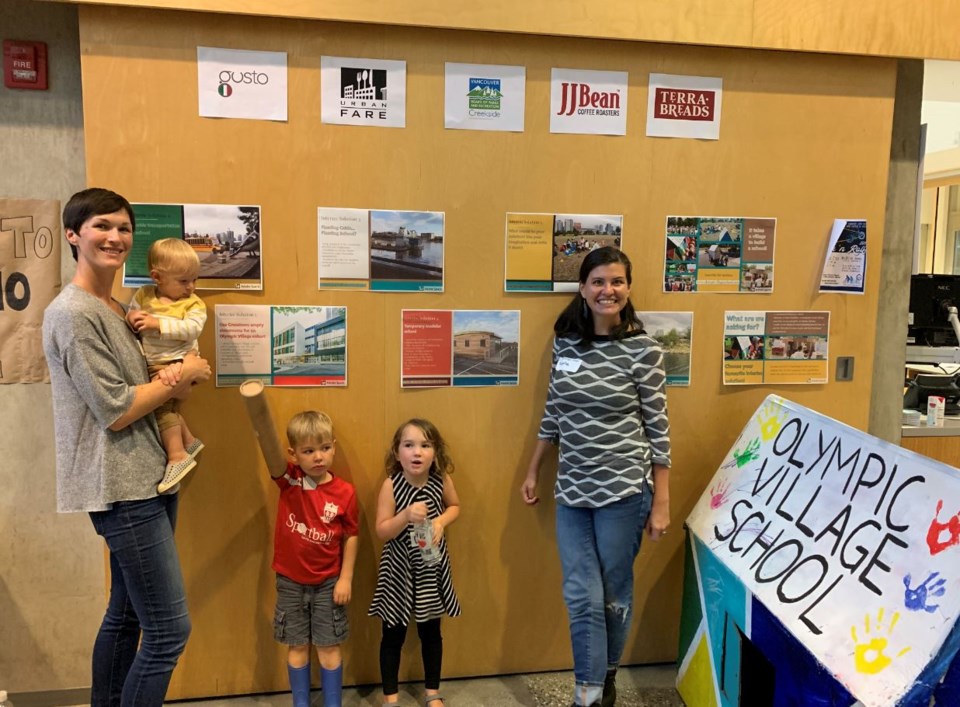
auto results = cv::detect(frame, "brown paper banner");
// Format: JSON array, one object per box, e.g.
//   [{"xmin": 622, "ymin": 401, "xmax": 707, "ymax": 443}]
[{"xmin": 0, "ymin": 198, "xmax": 61, "ymax": 383}]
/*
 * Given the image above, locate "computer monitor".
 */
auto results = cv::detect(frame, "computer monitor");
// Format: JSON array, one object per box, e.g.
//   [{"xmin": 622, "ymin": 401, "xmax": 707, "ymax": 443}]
[
  {"xmin": 908, "ymin": 274, "xmax": 960, "ymax": 346},
  {"xmin": 903, "ymin": 373, "xmax": 960, "ymax": 415}
]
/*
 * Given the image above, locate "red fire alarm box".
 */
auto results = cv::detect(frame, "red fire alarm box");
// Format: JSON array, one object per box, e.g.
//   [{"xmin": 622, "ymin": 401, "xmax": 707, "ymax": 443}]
[{"xmin": 3, "ymin": 40, "xmax": 48, "ymax": 90}]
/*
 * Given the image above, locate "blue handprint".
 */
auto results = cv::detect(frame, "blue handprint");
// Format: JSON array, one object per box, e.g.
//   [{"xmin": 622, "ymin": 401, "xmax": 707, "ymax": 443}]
[{"xmin": 903, "ymin": 572, "xmax": 946, "ymax": 613}]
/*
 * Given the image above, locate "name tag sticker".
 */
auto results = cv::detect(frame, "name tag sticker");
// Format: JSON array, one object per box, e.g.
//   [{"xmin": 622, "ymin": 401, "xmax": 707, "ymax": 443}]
[{"xmin": 556, "ymin": 357, "xmax": 582, "ymax": 372}]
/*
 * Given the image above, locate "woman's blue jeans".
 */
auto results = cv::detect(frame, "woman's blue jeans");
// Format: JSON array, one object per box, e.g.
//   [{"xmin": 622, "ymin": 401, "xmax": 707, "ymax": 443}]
[
  {"xmin": 556, "ymin": 488, "xmax": 652, "ymax": 706},
  {"xmin": 88, "ymin": 494, "xmax": 191, "ymax": 707}
]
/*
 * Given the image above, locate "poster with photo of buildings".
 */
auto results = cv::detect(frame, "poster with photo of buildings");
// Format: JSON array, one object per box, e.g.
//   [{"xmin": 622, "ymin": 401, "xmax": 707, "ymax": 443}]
[
  {"xmin": 124, "ymin": 202, "xmax": 262, "ymax": 291},
  {"xmin": 401, "ymin": 309, "xmax": 520, "ymax": 387},
  {"xmin": 318, "ymin": 208, "xmax": 444, "ymax": 292},
  {"xmin": 215, "ymin": 305, "xmax": 346, "ymax": 387}
]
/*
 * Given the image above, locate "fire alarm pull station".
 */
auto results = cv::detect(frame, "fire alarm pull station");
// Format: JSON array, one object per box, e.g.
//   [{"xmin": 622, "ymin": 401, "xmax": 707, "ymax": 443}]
[{"xmin": 3, "ymin": 40, "xmax": 48, "ymax": 90}]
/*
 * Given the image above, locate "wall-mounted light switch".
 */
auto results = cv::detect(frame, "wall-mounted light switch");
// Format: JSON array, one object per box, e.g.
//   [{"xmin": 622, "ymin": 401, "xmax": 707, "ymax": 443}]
[{"xmin": 836, "ymin": 356, "xmax": 854, "ymax": 382}]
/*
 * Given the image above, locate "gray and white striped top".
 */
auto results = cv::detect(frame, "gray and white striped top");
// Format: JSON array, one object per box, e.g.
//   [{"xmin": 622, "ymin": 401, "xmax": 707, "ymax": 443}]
[{"xmin": 538, "ymin": 332, "xmax": 671, "ymax": 508}]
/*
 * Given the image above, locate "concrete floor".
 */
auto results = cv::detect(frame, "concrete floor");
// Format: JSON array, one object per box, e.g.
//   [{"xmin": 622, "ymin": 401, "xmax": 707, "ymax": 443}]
[
  {"xmin": 175, "ymin": 665, "xmax": 682, "ymax": 707},
  {"xmin": 24, "ymin": 664, "xmax": 682, "ymax": 707}
]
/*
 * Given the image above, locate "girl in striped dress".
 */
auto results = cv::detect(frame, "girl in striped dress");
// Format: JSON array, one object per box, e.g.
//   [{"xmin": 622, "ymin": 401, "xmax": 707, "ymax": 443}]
[{"xmin": 369, "ymin": 419, "xmax": 461, "ymax": 706}]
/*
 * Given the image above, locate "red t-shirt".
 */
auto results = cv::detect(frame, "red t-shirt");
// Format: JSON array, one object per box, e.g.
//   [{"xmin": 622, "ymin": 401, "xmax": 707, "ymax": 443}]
[{"xmin": 272, "ymin": 463, "xmax": 359, "ymax": 585}]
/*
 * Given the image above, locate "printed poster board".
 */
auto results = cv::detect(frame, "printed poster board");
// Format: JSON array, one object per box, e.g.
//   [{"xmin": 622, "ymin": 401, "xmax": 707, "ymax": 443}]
[
  {"xmin": 123, "ymin": 203, "xmax": 263, "ymax": 291},
  {"xmin": 505, "ymin": 212, "xmax": 622, "ymax": 292},
  {"xmin": 664, "ymin": 216, "xmax": 776, "ymax": 293},
  {"xmin": 723, "ymin": 311, "xmax": 829, "ymax": 385},
  {"xmin": 319, "ymin": 208, "xmax": 444, "ymax": 292},
  {"xmin": 401, "ymin": 309, "xmax": 519, "ymax": 387},
  {"xmin": 640, "ymin": 311, "xmax": 693, "ymax": 386},
  {"xmin": 216, "ymin": 305, "xmax": 346, "ymax": 387},
  {"xmin": 820, "ymin": 219, "xmax": 867, "ymax": 294}
]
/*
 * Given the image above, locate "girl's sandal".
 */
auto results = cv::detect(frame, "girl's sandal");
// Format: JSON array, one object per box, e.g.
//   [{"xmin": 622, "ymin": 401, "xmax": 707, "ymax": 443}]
[{"xmin": 425, "ymin": 694, "xmax": 444, "ymax": 705}]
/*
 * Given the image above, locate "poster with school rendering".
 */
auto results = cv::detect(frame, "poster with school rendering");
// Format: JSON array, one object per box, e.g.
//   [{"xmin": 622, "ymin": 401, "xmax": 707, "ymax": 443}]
[
  {"xmin": 215, "ymin": 305, "xmax": 346, "ymax": 387},
  {"xmin": 679, "ymin": 395, "xmax": 960, "ymax": 707}
]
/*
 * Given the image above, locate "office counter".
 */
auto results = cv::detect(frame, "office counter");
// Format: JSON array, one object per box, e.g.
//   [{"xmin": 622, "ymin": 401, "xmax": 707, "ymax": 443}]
[{"xmin": 901, "ymin": 417, "xmax": 960, "ymax": 467}]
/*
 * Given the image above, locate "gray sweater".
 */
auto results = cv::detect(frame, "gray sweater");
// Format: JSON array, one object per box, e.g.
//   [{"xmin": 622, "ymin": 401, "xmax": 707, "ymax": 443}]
[
  {"xmin": 538, "ymin": 332, "xmax": 671, "ymax": 508},
  {"xmin": 43, "ymin": 284, "xmax": 168, "ymax": 512}
]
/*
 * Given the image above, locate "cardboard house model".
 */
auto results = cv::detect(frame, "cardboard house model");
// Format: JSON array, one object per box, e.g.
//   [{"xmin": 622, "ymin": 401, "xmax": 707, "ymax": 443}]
[{"xmin": 678, "ymin": 396, "xmax": 960, "ymax": 707}]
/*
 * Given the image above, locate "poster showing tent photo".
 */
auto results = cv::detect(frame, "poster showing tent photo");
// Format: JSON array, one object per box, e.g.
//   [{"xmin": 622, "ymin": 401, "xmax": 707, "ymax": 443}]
[
  {"xmin": 124, "ymin": 202, "xmax": 262, "ymax": 291},
  {"xmin": 663, "ymin": 216, "xmax": 776, "ymax": 293}
]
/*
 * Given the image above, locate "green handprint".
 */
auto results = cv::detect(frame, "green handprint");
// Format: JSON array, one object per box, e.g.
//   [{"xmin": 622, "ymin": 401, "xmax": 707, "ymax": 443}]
[{"xmin": 733, "ymin": 438, "xmax": 760, "ymax": 468}]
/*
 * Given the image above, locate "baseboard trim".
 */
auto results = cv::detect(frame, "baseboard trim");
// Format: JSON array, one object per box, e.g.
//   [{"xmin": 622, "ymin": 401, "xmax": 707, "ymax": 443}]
[{"xmin": 8, "ymin": 688, "xmax": 89, "ymax": 707}]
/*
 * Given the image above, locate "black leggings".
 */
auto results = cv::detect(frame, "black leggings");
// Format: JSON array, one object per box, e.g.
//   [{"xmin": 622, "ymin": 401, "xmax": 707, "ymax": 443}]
[{"xmin": 380, "ymin": 619, "xmax": 442, "ymax": 694}]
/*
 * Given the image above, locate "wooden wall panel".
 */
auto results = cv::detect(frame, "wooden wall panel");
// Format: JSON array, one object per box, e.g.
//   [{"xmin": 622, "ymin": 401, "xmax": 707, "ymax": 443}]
[
  {"xmin": 79, "ymin": 5, "xmax": 897, "ymax": 698},
  {"xmin": 752, "ymin": 0, "xmax": 960, "ymax": 60},
  {"xmin": 64, "ymin": 0, "xmax": 960, "ymax": 60}
]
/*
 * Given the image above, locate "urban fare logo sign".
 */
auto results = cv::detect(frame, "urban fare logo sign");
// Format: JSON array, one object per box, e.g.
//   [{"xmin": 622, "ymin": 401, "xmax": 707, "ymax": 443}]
[
  {"xmin": 557, "ymin": 82, "xmax": 621, "ymax": 117},
  {"xmin": 339, "ymin": 67, "xmax": 388, "ymax": 120},
  {"xmin": 217, "ymin": 69, "xmax": 270, "ymax": 98},
  {"xmin": 654, "ymin": 87, "xmax": 715, "ymax": 121},
  {"xmin": 467, "ymin": 77, "xmax": 502, "ymax": 118}
]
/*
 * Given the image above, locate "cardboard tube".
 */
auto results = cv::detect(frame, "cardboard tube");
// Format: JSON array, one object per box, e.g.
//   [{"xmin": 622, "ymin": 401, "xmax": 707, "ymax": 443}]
[{"xmin": 239, "ymin": 380, "xmax": 287, "ymax": 477}]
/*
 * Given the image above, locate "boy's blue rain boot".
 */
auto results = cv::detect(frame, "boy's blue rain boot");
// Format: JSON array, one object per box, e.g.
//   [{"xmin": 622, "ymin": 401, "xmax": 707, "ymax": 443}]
[
  {"xmin": 321, "ymin": 664, "xmax": 343, "ymax": 707},
  {"xmin": 288, "ymin": 663, "xmax": 311, "ymax": 707}
]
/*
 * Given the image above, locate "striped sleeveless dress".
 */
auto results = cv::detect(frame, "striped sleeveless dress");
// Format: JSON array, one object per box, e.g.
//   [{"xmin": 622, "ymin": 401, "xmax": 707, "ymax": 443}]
[{"xmin": 368, "ymin": 472, "xmax": 461, "ymax": 626}]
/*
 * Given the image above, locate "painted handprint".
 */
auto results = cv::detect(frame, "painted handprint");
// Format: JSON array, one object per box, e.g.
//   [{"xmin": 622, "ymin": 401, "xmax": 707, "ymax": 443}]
[
  {"xmin": 756, "ymin": 400, "xmax": 788, "ymax": 442},
  {"xmin": 926, "ymin": 500, "xmax": 960, "ymax": 555},
  {"xmin": 851, "ymin": 609, "xmax": 912, "ymax": 675},
  {"xmin": 733, "ymin": 438, "xmax": 761, "ymax": 468},
  {"xmin": 709, "ymin": 480, "xmax": 733, "ymax": 509},
  {"xmin": 903, "ymin": 572, "xmax": 946, "ymax": 613}
]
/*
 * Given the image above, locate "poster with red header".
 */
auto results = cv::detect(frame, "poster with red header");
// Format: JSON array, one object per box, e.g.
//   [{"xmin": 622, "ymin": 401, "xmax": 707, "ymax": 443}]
[{"xmin": 401, "ymin": 309, "xmax": 520, "ymax": 388}]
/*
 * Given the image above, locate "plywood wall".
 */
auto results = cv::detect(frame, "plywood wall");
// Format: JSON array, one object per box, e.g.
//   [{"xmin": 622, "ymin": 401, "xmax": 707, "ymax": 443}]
[
  {"xmin": 78, "ymin": 5, "xmax": 897, "ymax": 698},
  {"xmin": 65, "ymin": 0, "xmax": 960, "ymax": 61}
]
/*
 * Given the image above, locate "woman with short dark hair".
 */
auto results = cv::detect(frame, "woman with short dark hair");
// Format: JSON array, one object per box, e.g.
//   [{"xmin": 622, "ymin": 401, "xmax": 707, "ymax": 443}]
[{"xmin": 43, "ymin": 188, "xmax": 211, "ymax": 706}]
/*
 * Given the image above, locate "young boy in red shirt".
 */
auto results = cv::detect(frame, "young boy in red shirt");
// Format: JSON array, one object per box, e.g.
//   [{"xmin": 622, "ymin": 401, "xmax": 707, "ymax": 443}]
[{"xmin": 270, "ymin": 410, "xmax": 358, "ymax": 707}]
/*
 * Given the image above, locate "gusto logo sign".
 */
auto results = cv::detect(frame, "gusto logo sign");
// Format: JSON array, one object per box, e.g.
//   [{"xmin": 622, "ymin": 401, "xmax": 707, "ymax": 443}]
[{"xmin": 217, "ymin": 69, "xmax": 270, "ymax": 97}]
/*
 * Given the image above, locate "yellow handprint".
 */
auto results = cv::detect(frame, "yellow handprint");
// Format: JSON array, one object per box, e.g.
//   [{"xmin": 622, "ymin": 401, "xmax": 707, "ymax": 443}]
[
  {"xmin": 851, "ymin": 608, "xmax": 912, "ymax": 675},
  {"xmin": 756, "ymin": 399, "xmax": 788, "ymax": 442}
]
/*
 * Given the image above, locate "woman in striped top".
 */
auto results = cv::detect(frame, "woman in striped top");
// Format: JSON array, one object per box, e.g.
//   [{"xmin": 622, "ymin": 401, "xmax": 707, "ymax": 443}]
[
  {"xmin": 370, "ymin": 419, "xmax": 461, "ymax": 706},
  {"xmin": 522, "ymin": 247, "xmax": 672, "ymax": 707}
]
